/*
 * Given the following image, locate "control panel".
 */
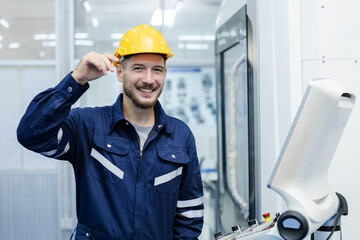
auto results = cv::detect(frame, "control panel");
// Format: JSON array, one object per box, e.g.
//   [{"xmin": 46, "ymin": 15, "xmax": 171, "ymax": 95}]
[{"xmin": 213, "ymin": 213, "xmax": 280, "ymax": 240}]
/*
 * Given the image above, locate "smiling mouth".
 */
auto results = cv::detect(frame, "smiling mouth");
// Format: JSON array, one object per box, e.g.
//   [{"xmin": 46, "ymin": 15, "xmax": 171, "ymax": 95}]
[{"xmin": 139, "ymin": 88, "xmax": 155, "ymax": 93}]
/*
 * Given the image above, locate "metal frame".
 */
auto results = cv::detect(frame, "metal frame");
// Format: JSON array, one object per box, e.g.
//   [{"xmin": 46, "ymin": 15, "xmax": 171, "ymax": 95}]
[{"xmin": 55, "ymin": 0, "xmax": 77, "ymax": 239}]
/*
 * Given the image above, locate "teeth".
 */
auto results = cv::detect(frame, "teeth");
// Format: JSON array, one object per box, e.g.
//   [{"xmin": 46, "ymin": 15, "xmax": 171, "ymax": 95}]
[{"xmin": 140, "ymin": 88, "xmax": 153, "ymax": 93}]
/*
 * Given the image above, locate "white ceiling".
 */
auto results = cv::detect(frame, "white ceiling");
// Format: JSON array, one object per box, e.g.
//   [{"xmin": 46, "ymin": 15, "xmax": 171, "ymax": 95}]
[{"xmin": 0, "ymin": 0, "xmax": 222, "ymax": 61}]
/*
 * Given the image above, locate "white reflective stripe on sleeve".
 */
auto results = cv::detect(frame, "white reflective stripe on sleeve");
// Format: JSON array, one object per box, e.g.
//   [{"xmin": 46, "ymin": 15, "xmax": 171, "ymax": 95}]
[
  {"xmin": 41, "ymin": 148, "xmax": 58, "ymax": 156},
  {"xmin": 40, "ymin": 128, "xmax": 64, "ymax": 156},
  {"xmin": 154, "ymin": 167, "xmax": 183, "ymax": 186},
  {"xmin": 177, "ymin": 196, "xmax": 204, "ymax": 208},
  {"xmin": 57, "ymin": 128, "xmax": 63, "ymax": 143},
  {"xmin": 54, "ymin": 141, "xmax": 70, "ymax": 158},
  {"xmin": 90, "ymin": 148, "xmax": 124, "ymax": 179},
  {"xmin": 178, "ymin": 209, "xmax": 204, "ymax": 218}
]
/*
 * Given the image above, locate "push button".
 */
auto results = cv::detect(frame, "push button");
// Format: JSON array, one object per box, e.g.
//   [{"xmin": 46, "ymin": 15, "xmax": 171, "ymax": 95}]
[
  {"xmin": 263, "ymin": 212, "xmax": 272, "ymax": 222},
  {"xmin": 231, "ymin": 225, "xmax": 241, "ymax": 232},
  {"xmin": 214, "ymin": 232, "xmax": 222, "ymax": 239}
]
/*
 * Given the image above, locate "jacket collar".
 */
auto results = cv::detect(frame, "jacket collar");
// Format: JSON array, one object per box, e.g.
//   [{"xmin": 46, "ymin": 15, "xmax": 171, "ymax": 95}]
[{"xmin": 110, "ymin": 94, "xmax": 173, "ymax": 134}]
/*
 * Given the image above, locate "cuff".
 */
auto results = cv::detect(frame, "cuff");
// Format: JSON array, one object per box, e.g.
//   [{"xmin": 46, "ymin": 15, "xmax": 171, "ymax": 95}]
[{"xmin": 56, "ymin": 72, "xmax": 89, "ymax": 103}]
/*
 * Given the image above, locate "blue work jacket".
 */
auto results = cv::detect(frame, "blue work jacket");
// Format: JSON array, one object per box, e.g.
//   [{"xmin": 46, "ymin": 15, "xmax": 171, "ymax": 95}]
[{"xmin": 17, "ymin": 73, "xmax": 204, "ymax": 240}]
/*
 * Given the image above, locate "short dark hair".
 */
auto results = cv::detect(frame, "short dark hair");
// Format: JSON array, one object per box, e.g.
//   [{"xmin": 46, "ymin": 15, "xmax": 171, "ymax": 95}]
[{"xmin": 120, "ymin": 53, "xmax": 167, "ymax": 69}]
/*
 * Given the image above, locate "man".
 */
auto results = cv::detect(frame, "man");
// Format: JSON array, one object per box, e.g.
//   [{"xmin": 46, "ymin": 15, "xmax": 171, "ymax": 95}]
[{"xmin": 17, "ymin": 24, "xmax": 204, "ymax": 240}]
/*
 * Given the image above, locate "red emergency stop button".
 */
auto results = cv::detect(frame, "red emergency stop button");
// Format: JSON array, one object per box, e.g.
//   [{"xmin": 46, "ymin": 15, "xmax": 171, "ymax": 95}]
[{"xmin": 263, "ymin": 212, "xmax": 272, "ymax": 222}]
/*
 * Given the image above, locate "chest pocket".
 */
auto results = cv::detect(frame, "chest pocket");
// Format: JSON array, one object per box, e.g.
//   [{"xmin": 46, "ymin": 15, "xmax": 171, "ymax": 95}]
[
  {"xmin": 155, "ymin": 144, "xmax": 189, "ymax": 193},
  {"xmin": 90, "ymin": 131, "xmax": 129, "ymax": 184}
]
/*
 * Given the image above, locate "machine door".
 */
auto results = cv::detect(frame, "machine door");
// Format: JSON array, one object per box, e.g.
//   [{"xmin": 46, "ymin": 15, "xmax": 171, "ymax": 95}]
[
  {"xmin": 215, "ymin": 5, "xmax": 257, "ymax": 233},
  {"xmin": 224, "ymin": 41, "xmax": 249, "ymax": 214}
]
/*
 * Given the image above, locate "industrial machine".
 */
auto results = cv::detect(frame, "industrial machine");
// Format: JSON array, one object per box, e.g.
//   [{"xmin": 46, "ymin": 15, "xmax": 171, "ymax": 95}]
[
  {"xmin": 213, "ymin": 78, "xmax": 355, "ymax": 239},
  {"xmin": 214, "ymin": 0, "xmax": 356, "ymax": 238}
]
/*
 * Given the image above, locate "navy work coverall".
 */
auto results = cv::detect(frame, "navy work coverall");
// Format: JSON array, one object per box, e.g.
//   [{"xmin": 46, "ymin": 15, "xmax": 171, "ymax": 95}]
[{"xmin": 17, "ymin": 73, "xmax": 204, "ymax": 240}]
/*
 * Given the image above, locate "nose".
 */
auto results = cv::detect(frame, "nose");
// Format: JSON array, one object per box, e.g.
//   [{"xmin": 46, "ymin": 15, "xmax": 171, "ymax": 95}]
[{"xmin": 142, "ymin": 69, "xmax": 155, "ymax": 84}]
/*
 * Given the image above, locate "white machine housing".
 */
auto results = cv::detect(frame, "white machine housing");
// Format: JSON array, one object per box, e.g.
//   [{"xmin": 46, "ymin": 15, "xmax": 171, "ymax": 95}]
[{"xmin": 267, "ymin": 78, "xmax": 355, "ymax": 237}]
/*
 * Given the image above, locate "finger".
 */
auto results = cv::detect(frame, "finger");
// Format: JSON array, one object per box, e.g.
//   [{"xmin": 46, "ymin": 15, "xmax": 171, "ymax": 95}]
[
  {"xmin": 85, "ymin": 52, "xmax": 114, "ymax": 75},
  {"xmin": 104, "ymin": 53, "xmax": 120, "ymax": 64},
  {"xmin": 99, "ymin": 60, "xmax": 108, "ymax": 75},
  {"xmin": 89, "ymin": 59, "xmax": 107, "ymax": 76},
  {"xmin": 102, "ymin": 55, "xmax": 116, "ymax": 72}
]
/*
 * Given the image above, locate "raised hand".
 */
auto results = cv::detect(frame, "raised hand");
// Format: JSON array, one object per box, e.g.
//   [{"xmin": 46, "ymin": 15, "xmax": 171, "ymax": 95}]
[{"xmin": 71, "ymin": 52, "xmax": 120, "ymax": 85}]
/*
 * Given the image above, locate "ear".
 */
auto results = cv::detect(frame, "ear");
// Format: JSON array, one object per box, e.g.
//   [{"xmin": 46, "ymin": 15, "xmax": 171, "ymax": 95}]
[{"xmin": 116, "ymin": 64, "xmax": 123, "ymax": 83}]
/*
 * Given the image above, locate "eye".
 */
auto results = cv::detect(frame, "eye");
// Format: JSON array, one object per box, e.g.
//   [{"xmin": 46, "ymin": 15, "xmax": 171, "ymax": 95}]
[
  {"xmin": 154, "ymin": 68, "xmax": 164, "ymax": 73},
  {"xmin": 134, "ymin": 66, "xmax": 144, "ymax": 71}
]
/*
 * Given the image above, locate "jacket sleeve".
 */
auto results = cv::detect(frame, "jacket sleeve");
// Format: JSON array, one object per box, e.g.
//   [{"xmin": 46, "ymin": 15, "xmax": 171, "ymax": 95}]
[
  {"xmin": 17, "ymin": 72, "xmax": 89, "ymax": 161},
  {"xmin": 173, "ymin": 131, "xmax": 204, "ymax": 240}
]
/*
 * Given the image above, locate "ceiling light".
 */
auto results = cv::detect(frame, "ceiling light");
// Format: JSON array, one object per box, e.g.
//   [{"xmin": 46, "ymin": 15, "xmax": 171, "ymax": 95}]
[
  {"xmin": 112, "ymin": 42, "xmax": 119, "ymax": 48},
  {"xmin": 177, "ymin": 43, "xmax": 209, "ymax": 50},
  {"xmin": 83, "ymin": 1, "xmax": 92, "ymax": 12},
  {"xmin": 0, "ymin": 36, "xmax": 3, "ymax": 41},
  {"xmin": 111, "ymin": 33, "xmax": 123, "ymax": 39},
  {"xmin": 75, "ymin": 40, "xmax": 94, "ymax": 46},
  {"xmin": 75, "ymin": 33, "xmax": 89, "ymax": 39},
  {"xmin": 177, "ymin": 43, "xmax": 185, "ymax": 49},
  {"xmin": 42, "ymin": 41, "xmax": 56, "ymax": 47},
  {"xmin": 34, "ymin": 34, "xmax": 56, "ymax": 40},
  {"xmin": 48, "ymin": 41, "xmax": 57, "ymax": 47},
  {"xmin": 9, "ymin": 42, "xmax": 20, "ymax": 49},
  {"xmin": 164, "ymin": 9, "xmax": 176, "ymax": 27},
  {"xmin": 178, "ymin": 35, "xmax": 215, "ymax": 41},
  {"xmin": 151, "ymin": 9, "xmax": 162, "ymax": 26},
  {"xmin": 48, "ymin": 34, "xmax": 56, "ymax": 40},
  {"xmin": 91, "ymin": 18, "xmax": 99, "ymax": 28},
  {"xmin": 151, "ymin": 9, "xmax": 177, "ymax": 27},
  {"xmin": 0, "ymin": 43, "xmax": 2, "ymax": 49},
  {"xmin": 34, "ymin": 34, "xmax": 48, "ymax": 40},
  {"xmin": 175, "ymin": 0, "xmax": 183, "ymax": 12},
  {"xmin": 185, "ymin": 43, "xmax": 209, "ymax": 50},
  {"xmin": 0, "ymin": 18, "xmax": 9, "ymax": 29}
]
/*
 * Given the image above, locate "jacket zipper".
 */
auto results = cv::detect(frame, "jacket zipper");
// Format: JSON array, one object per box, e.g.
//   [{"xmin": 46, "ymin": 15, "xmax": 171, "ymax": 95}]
[
  {"xmin": 136, "ymin": 130, "xmax": 155, "ymax": 182},
  {"xmin": 138, "ymin": 130, "xmax": 155, "ymax": 157},
  {"xmin": 134, "ymin": 130, "xmax": 156, "ymax": 239}
]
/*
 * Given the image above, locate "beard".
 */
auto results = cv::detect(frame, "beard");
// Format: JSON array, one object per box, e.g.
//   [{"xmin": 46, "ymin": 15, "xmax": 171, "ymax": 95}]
[{"xmin": 122, "ymin": 75, "xmax": 163, "ymax": 109}]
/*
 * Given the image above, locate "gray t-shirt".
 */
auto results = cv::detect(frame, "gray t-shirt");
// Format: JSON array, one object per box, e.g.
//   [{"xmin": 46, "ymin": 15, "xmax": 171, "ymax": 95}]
[{"xmin": 132, "ymin": 124, "xmax": 153, "ymax": 151}]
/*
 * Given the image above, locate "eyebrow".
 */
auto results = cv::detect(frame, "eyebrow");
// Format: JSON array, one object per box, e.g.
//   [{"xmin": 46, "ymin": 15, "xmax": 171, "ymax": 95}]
[{"xmin": 131, "ymin": 63, "xmax": 165, "ymax": 69}]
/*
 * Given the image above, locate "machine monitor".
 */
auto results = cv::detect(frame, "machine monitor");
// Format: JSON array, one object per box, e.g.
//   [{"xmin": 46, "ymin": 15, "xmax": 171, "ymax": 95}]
[
  {"xmin": 213, "ymin": 79, "xmax": 355, "ymax": 239},
  {"xmin": 267, "ymin": 78, "xmax": 355, "ymax": 237}
]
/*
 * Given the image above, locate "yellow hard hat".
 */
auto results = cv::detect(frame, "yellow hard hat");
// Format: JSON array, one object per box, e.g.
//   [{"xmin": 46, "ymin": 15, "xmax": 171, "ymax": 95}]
[{"xmin": 114, "ymin": 24, "xmax": 173, "ymax": 66}]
